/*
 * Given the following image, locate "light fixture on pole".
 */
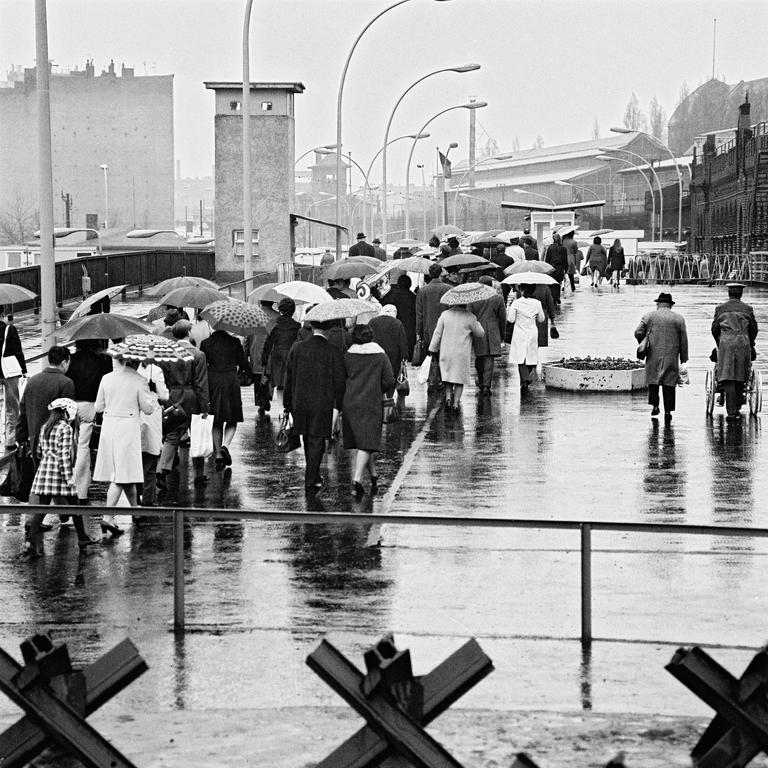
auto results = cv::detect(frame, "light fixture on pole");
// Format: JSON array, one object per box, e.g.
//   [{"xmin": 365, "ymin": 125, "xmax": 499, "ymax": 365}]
[
  {"xmin": 440, "ymin": 141, "xmax": 459, "ymax": 225},
  {"xmin": 555, "ymin": 180, "xmax": 603, "ymax": 228},
  {"xmin": 512, "ymin": 188, "xmax": 556, "ymax": 206},
  {"xmin": 599, "ymin": 146, "xmax": 664, "ymax": 240},
  {"xmin": 294, "ymin": 144, "xmax": 338, "ymax": 167},
  {"xmin": 99, "ymin": 164, "xmax": 109, "ymax": 229},
  {"xmin": 380, "ymin": 62, "xmax": 480, "ymax": 245},
  {"xmin": 242, "ymin": 0, "xmax": 255, "ymax": 282},
  {"xmin": 126, "ymin": 228, "xmax": 185, "ymax": 273},
  {"xmin": 34, "ymin": 226, "xmax": 107, "ymax": 284},
  {"xmin": 316, "ymin": 149, "xmax": 372, "ymax": 239},
  {"xmin": 596, "ymin": 155, "xmax": 656, "ymax": 239},
  {"xmin": 404, "ymin": 102, "xmax": 487, "ymax": 238},
  {"xmin": 610, "ymin": 127, "xmax": 684, "ymax": 242},
  {"xmin": 335, "ymin": 0, "xmax": 453, "ymax": 257},
  {"xmin": 416, "ymin": 163, "xmax": 427, "ymax": 242}
]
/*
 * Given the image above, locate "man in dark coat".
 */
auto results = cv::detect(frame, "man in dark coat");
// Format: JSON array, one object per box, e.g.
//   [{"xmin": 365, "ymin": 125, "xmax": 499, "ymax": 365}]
[
  {"xmin": 381, "ymin": 274, "xmax": 417, "ymax": 358},
  {"xmin": 468, "ymin": 276, "xmax": 507, "ymax": 394},
  {"xmin": 415, "ymin": 263, "xmax": 450, "ymax": 387},
  {"xmin": 712, "ymin": 283, "xmax": 758, "ymax": 420},
  {"xmin": 544, "ymin": 233, "xmax": 568, "ymax": 304},
  {"xmin": 371, "ymin": 238, "xmax": 387, "ymax": 261},
  {"xmin": 284, "ymin": 321, "xmax": 346, "ymax": 493},
  {"xmin": 348, "ymin": 232, "xmax": 376, "ymax": 259},
  {"xmin": 0, "ymin": 308, "xmax": 27, "ymax": 451},
  {"xmin": 522, "ymin": 237, "xmax": 539, "ymax": 261},
  {"xmin": 369, "ymin": 306, "xmax": 408, "ymax": 395},
  {"xmin": 634, "ymin": 292, "xmax": 689, "ymax": 421}
]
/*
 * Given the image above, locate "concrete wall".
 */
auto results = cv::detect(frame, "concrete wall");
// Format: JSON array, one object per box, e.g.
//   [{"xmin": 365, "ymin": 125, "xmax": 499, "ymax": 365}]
[{"xmin": 0, "ymin": 72, "xmax": 174, "ymax": 232}]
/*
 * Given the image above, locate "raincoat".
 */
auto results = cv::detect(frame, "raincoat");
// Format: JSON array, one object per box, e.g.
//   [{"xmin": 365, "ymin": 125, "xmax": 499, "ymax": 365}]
[
  {"xmin": 634, "ymin": 307, "xmax": 689, "ymax": 386},
  {"xmin": 428, "ymin": 307, "xmax": 484, "ymax": 385},
  {"xmin": 507, "ymin": 297, "xmax": 545, "ymax": 365},
  {"xmin": 712, "ymin": 298, "xmax": 758, "ymax": 383}
]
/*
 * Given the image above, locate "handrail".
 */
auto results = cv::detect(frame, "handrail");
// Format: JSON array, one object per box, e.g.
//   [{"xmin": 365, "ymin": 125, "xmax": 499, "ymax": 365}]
[
  {"xmin": 218, "ymin": 272, "xmax": 272, "ymax": 294},
  {"xmin": 8, "ymin": 502, "xmax": 768, "ymax": 640}
]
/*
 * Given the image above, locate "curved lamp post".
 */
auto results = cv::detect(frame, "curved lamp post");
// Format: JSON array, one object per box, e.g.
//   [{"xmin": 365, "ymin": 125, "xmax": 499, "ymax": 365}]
[
  {"xmin": 242, "ymin": 0, "xmax": 255, "ymax": 281},
  {"xmin": 126, "ymin": 227, "xmax": 185, "ymax": 275},
  {"xmin": 596, "ymin": 155, "xmax": 656, "ymax": 239},
  {"xmin": 335, "ymin": 0, "xmax": 453, "ymax": 257},
  {"xmin": 599, "ymin": 146, "xmax": 664, "ymax": 240},
  {"xmin": 450, "ymin": 153, "xmax": 515, "ymax": 225},
  {"xmin": 318, "ymin": 148, "xmax": 372, "ymax": 237},
  {"xmin": 555, "ymin": 180, "xmax": 603, "ymax": 228},
  {"xmin": 610, "ymin": 127, "xmax": 684, "ymax": 242},
  {"xmin": 380, "ymin": 63, "xmax": 480, "ymax": 244},
  {"xmin": 512, "ymin": 188, "xmax": 556, "ymax": 206},
  {"xmin": 294, "ymin": 144, "xmax": 337, "ymax": 167},
  {"xmin": 404, "ymin": 101, "xmax": 487, "ymax": 238}
]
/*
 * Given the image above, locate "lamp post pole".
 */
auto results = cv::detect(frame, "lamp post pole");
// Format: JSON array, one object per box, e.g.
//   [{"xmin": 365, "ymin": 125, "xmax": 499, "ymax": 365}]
[
  {"xmin": 99, "ymin": 164, "xmax": 109, "ymax": 229},
  {"xmin": 417, "ymin": 164, "xmax": 427, "ymax": 241},
  {"xmin": 597, "ymin": 155, "xmax": 656, "ymax": 238},
  {"xmin": 242, "ymin": 0, "xmax": 254, "ymax": 282}
]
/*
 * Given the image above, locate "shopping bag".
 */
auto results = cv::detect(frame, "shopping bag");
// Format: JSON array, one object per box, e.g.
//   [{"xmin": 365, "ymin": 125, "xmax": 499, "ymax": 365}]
[
  {"xmin": 0, "ymin": 445, "xmax": 34, "ymax": 502},
  {"xmin": 416, "ymin": 355, "xmax": 432, "ymax": 385},
  {"xmin": 396, "ymin": 362, "xmax": 410, "ymax": 396},
  {"xmin": 189, "ymin": 414, "xmax": 214, "ymax": 459}
]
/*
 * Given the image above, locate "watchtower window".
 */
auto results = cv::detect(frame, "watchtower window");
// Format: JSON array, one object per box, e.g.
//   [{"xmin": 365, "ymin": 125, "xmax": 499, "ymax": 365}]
[
  {"xmin": 261, "ymin": 101, "xmax": 273, "ymax": 111},
  {"xmin": 230, "ymin": 100, "xmax": 241, "ymax": 111}
]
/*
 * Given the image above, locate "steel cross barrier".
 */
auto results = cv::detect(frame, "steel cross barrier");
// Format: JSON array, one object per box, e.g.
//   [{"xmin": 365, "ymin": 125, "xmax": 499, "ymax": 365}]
[
  {"xmin": 306, "ymin": 634, "xmax": 493, "ymax": 768},
  {"xmin": 667, "ymin": 646, "xmax": 768, "ymax": 767},
  {"xmin": 0, "ymin": 633, "xmax": 147, "ymax": 768},
  {"xmin": 9, "ymin": 504, "xmax": 768, "ymax": 643}
]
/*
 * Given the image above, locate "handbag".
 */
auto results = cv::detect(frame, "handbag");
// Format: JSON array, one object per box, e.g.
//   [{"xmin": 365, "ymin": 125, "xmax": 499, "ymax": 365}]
[
  {"xmin": 238, "ymin": 370, "xmax": 253, "ymax": 387},
  {"xmin": 275, "ymin": 411, "xmax": 301, "ymax": 453},
  {"xmin": 549, "ymin": 326, "xmax": 559, "ymax": 340},
  {"xmin": 411, "ymin": 340, "xmax": 426, "ymax": 367},
  {"xmin": 255, "ymin": 374, "xmax": 272, "ymax": 410},
  {"xmin": 0, "ymin": 445, "xmax": 34, "ymax": 502},
  {"xmin": 382, "ymin": 396, "xmax": 397, "ymax": 424},
  {"xmin": 396, "ymin": 362, "xmax": 410, "ymax": 396},
  {"xmin": 1, "ymin": 324, "xmax": 23, "ymax": 379},
  {"xmin": 162, "ymin": 401, "xmax": 187, "ymax": 436}
]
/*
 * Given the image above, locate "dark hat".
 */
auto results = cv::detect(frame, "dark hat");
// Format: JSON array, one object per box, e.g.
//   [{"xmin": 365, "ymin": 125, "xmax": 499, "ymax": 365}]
[
  {"xmin": 372, "ymin": 237, "xmax": 381, "ymax": 244},
  {"xmin": 654, "ymin": 292, "xmax": 675, "ymax": 305},
  {"xmin": 478, "ymin": 275, "xmax": 494, "ymax": 286},
  {"xmin": 356, "ymin": 232, "xmax": 366, "ymax": 240}
]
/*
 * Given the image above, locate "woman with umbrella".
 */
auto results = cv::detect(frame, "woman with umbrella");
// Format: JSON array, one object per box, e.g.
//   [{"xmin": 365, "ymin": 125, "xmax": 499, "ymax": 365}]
[
  {"xmin": 507, "ymin": 284, "xmax": 545, "ymax": 392},
  {"xmin": 261, "ymin": 297, "xmax": 301, "ymax": 411},
  {"xmin": 343, "ymin": 324, "xmax": 395, "ymax": 498},
  {"xmin": 428, "ymin": 285, "xmax": 485, "ymax": 413}
]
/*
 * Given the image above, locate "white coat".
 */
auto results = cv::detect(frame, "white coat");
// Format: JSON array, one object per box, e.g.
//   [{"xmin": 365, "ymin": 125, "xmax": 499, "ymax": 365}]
[
  {"xmin": 507, "ymin": 296, "xmax": 545, "ymax": 364},
  {"xmin": 138, "ymin": 363, "xmax": 169, "ymax": 455}
]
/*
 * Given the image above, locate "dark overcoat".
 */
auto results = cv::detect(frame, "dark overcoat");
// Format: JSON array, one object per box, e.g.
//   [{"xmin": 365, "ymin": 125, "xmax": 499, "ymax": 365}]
[
  {"xmin": 545, "ymin": 243, "xmax": 568, "ymax": 282},
  {"xmin": 533, "ymin": 285, "xmax": 556, "ymax": 347},
  {"xmin": 159, "ymin": 341, "xmax": 209, "ymax": 419},
  {"xmin": 634, "ymin": 307, "xmax": 689, "ymax": 386},
  {"xmin": 284, "ymin": 335, "xmax": 346, "ymax": 437},
  {"xmin": 368, "ymin": 315, "xmax": 408, "ymax": 378},
  {"xmin": 262, "ymin": 315, "xmax": 301, "ymax": 387},
  {"xmin": 712, "ymin": 298, "xmax": 758, "ymax": 383},
  {"xmin": 0, "ymin": 320, "xmax": 26, "ymax": 378},
  {"xmin": 342, "ymin": 344, "xmax": 395, "ymax": 452},
  {"xmin": 17, "ymin": 368, "xmax": 75, "ymax": 451},
  {"xmin": 469, "ymin": 294, "xmax": 507, "ymax": 356},
  {"xmin": 415, "ymin": 281, "xmax": 450, "ymax": 346},
  {"xmin": 381, "ymin": 286, "xmax": 417, "ymax": 356},
  {"xmin": 200, "ymin": 330, "xmax": 250, "ymax": 423}
]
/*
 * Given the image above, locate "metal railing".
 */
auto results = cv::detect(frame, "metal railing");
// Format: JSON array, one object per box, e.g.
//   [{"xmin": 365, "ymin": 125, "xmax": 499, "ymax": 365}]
[{"xmin": 7, "ymin": 504, "xmax": 768, "ymax": 644}]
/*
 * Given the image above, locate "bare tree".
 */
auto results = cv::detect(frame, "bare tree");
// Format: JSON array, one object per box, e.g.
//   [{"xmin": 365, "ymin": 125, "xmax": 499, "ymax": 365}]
[
  {"xmin": 622, "ymin": 92, "xmax": 648, "ymax": 132},
  {"xmin": 591, "ymin": 117, "xmax": 600, "ymax": 140},
  {"xmin": 648, "ymin": 96, "xmax": 666, "ymax": 140},
  {"xmin": 511, "ymin": 136, "xmax": 520, "ymax": 153},
  {"xmin": 678, "ymin": 80, "xmax": 690, "ymax": 106},
  {"xmin": 0, "ymin": 194, "xmax": 39, "ymax": 245}
]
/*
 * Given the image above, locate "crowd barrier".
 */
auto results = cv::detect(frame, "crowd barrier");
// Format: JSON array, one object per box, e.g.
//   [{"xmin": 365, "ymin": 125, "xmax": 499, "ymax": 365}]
[{"xmin": 625, "ymin": 252, "xmax": 762, "ymax": 285}]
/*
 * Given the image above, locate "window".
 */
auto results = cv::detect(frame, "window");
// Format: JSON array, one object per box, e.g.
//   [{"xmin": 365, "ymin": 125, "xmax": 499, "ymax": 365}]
[
  {"xmin": 232, "ymin": 228, "xmax": 260, "ymax": 258},
  {"xmin": 261, "ymin": 101, "xmax": 273, "ymax": 111},
  {"xmin": 230, "ymin": 100, "xmax": 241, "ymax": 111}
]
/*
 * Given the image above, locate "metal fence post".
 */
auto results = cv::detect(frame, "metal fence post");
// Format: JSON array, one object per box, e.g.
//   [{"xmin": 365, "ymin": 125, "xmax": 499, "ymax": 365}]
[
  {"xmin": 173, "ymin": 510, "xmax": 185, "ymax": 631},
  {"xmin": 581, "ymin": 523, "xmax": 592, "ymax": 645}
]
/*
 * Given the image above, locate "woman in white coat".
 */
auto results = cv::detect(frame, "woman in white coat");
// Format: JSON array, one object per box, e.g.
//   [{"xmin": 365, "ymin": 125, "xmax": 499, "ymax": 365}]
[
  {"xmin": 94, "ymin": 357, "xmax": 156, "ymax": 533},
  {"xmin": 507, "ymin": 284, "xmax": 545, "ymax": 391}
]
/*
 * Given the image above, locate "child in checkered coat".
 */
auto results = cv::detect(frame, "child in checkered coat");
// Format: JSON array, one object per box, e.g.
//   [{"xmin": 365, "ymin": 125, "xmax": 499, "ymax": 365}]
[{"xmin": 21, "ymin": 398, "xmax": 99, "ymax": 557}]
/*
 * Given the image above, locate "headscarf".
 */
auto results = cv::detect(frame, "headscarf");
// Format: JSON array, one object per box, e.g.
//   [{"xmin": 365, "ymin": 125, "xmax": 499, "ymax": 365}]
[{"xmin": 380, "ymin": 304, "xmax": 397, "ymax": 318}]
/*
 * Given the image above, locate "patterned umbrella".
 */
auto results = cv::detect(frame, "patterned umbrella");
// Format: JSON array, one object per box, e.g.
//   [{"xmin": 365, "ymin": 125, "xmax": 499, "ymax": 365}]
[
  {"xmin": 431, "ymin": 224, "xmax": 465, "ymax": 238},
  {"xmin": 0, "ymin": 284, "xmax": 37, "ymax": 305},
  {"xmin": 275, "ymin": 281, "xmax": 333, "ymax": 305},
  {"xmin": 502, "ymin": 272, "xmax": 558, "ymax": 285},
  {"xmin": 200, "ymin": 299, "xmax": 271, "ymax": 334},
  {"xmin": 70, "ymin": 285, "xmax": 128, "ymax": 320},
  {"xmin": 324, "ymin": 259, "xmax": 377, "ymax": 280},
  {"xmin": 304, "ymin": 298, "xmax": 377, "ymax": 322},
  {"xmin": 503, "ymin": 260, "xmax": 554, "ymax": 276},
  {"xmin": 145, "ymin": 276, "xmax": 219, "ymax": 298},
  {"xmin": 160, "ymin": 285, "xmax": 227, "ymax": 309},
  {"xmin": 59, "ymin": 313, "xmax": 153, "ymax": 343},
  {"xmin": 108, "ymin": 334, "xmax": 195, "ymax": 363},
  {"xmin": 440, "ymin": 283, "xmax": 498, "ymax": 305}
]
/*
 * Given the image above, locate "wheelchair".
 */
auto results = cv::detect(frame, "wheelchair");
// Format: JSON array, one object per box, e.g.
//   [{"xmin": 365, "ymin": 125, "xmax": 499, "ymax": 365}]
[{"xmin": 705, "ymin": 365, "xmax": 762, "ymax": 417}]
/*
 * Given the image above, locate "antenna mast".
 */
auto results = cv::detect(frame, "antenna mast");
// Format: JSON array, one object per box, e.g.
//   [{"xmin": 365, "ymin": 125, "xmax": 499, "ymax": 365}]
[{"xmin": 712, "ymin": 18, "xmax": 717, "ymax": 80}]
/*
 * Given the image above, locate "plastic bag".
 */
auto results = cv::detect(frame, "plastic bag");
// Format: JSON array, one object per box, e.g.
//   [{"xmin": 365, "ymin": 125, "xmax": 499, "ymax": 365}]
[
  {"xmin": 189, "ymin": 414, "xmax": 214, "ymax": 459},
  {"xmin": 678, "ymin": 365, "xmax": 690, "ymax": 386},
  {"xmin": 416, "ymin": 356, "xmax": 432, "ymax": 385}
]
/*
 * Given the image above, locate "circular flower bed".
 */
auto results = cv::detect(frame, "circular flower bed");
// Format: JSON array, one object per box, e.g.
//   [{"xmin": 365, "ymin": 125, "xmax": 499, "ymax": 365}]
[
  {"xmin": 543, "ymin": 357, "xmax": 647, "ymax": 391},
  {"xmin": 555, "ymin": 356, "xmax": 645, "ymax": 371}
]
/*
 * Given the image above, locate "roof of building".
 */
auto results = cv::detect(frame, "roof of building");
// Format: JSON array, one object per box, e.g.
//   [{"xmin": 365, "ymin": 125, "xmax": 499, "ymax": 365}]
[
  {"xmin": 454, "ymin": 166, "xmax": 600, "ymax": 190},
  {"xmin": 204, "ymin": 81, "xmax": 305, "ymax": 93}
]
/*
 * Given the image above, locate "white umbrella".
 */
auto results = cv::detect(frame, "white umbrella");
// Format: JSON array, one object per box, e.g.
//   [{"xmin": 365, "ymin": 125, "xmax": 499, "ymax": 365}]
[
  {"xmin": 502, "ymin": 272, "xmax": 558, "ymax": 285},
  {"xmin": 70, "ymin": 285, "xmax": 128, "ymax": 320},
  {"xmin": 275, "ymin": 281, "xmax": 333, "ymax": 305}
]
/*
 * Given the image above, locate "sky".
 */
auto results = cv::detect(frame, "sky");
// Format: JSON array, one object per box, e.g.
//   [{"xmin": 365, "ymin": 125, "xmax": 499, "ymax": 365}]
[{"xmin": 2, "ymin": 0, "xmax": 768, "ymax": 186}]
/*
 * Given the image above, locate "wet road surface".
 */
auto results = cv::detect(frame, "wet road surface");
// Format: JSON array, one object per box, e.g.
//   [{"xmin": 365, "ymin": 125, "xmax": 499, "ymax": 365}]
[{"xmin": 3, "ymin": 281, "xmax": 768, "ymax": 727}]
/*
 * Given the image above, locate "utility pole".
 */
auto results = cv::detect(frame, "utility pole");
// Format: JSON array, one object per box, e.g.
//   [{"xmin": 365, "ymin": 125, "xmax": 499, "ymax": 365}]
[
  {"xmin": 468, "ymin": 95, "xmax": 477, "ymax": 188},
  {"xmin": 60, "ymin": 191, "xmax": 72, "ymax": 228},
  {"xmin": 199, "ymin": 199, "xmax": 204, "ymax": 236}
]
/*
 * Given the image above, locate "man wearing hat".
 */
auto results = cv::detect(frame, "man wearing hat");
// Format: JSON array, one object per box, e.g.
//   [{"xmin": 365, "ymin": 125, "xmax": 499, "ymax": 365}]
[
  {"xmin": 712, "ymin": 283, "xmax": 758, "ymax": 420},
  {"xmin": 348, "ymin": 232, "xmax": 376, "ymax": 259},
  {"xmin": 371, "ymin": 238, "xmax": 387, "ymax": 262},
  {"xmin": 634, "ymin": 293, "xmax": 689, "ymax": 421}
]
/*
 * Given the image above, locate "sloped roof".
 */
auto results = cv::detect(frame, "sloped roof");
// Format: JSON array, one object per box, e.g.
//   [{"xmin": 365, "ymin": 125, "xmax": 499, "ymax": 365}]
[{"xmin": 453, "ymin": 166, "xmax": 599, "ymax": 190}]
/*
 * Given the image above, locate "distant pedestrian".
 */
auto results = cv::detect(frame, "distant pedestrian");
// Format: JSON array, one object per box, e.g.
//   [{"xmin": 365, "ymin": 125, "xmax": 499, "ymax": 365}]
[
  {"xmin": 284, "ymin": 320, "xmax": 346, "ymax": 494},
  {"xmin": 327, "ymin": 278, "xmax": 356, "ymax": 300},
  {"xmin": 562, "ymin": 230, "xmax": 581, "ymax": 292},
  {"xmin": 320, "ymin": 249, "xmax": 335, "ymax": 268},
  {"xmin": 507, "ymin": 284, "xmax": 545, "ymax": 392},
  {"xmin": 607, "ymin": 239, "xmax": 626, "ymax": 289},
  {"xmin": 416, "ymin": 263, "xmax": 450, "ymax": 386},
  {"xmin": 189, "ymin": 311, "xmax": 213, "ymax": 347},
  {"xmin": 343, "ymin": 324, "xmax": 395, "ymax": 498},
  {"xmin": 371, "ymin": 237, "xmax": 388, "ymax": 261},
  {"xmin": 381, "ymin": 273, "xmax": 417, "ymax": 358},
  {"xmin": 446, "ymin": 236, "xmax": 462, "ymax": 256},
  {"xmin": 634, "ymin": 292, "xmax": 689, "ymax": 421},
  {"xmin": 428, "ymin": 234, "xmax": 441, "ymax": 249},
  {"xmin": 468, "ymin": 276, "xmax": 507, "ymax": 395},
  {"xmin": 244, "ymin": 301, "xmax": 280, "ymax": 417},
  {"xmin": 522, "ymin": 237, "xmax": 539, "ymax": 261},
  {"xmin": 152, "ymin": 305, "xmax": 189, "ymax": 337},
  {"xmin": 585, "ymin": 236, "xmax": 608, "ymax": 288},
  {"xmin": 0, "ymin": 307, "xmax": 26, "ymax": 451},
  {"xmin": 544, "ymin": 233, "xmax": 568, "ymax": 304},
  {"xmin": 348, "ymin": 232, "xmax": 376, "ymax": 259}
]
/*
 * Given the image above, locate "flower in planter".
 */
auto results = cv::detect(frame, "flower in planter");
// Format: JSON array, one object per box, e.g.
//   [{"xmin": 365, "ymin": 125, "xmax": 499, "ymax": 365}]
[{"xmin": 555, "ymin": 357, "xmax": 645, "ymax": 371}]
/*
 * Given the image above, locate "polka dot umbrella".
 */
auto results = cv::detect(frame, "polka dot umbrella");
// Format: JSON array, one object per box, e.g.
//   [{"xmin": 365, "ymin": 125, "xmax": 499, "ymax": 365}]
[
  {"xmin": 107, "ymin": 335, "xmax": 195, "ymax": 363},
  {"xmin": 200, "ymin": 299, "xmax": 271, "ymax": 334}
]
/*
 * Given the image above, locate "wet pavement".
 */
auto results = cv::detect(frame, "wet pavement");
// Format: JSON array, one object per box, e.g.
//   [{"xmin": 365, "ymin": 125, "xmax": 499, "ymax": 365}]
[{"xmin": 3, "ymin": 281, "xmax": 768, "ymax": 757}]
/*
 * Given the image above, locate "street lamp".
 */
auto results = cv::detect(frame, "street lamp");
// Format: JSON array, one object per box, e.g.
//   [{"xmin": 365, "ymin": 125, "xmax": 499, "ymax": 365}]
[
  {"xmin": 316, "ymin": 148, "xmax": 372, "ymax": 237},
  {"xmin": 596, "ymin": 155, "xmax": 656, "ymax": 239},
  {"xmin": 512, "ymin": 188, "xmax": 556, "ymax": 206},
  {"xmin": 294, "ymin": 144, "xmax": 337, "ymax": 167},
  {"xmin": 416, "ymin": 163, "xmax": 427, "ymax": 241},
  {"xmin": 242, "ymin": 0, "xmax": 255, "ymax": 282},
  {"xmin": 380, "ymin": 63, "xmax": 480, "ymax": 245},
  {"xmin": 610, "ymin": 127, "xmax": 684, "ymax": 241},
  {"xmin": 404, "ymin": 102, "xmax": 487, "ymax": 238},
  {"xmin": 99, "ymin": 164, "xmax": 109, "ymax": 229},
  {"xmin": 335, "ymin": 0, "xmax": 453, "ymax": 257},
  {"xmin": 555, "ymin": 180, "xmax": 603, "ymax": 228},
  {"xmin": 33, "ymin": 226, "xmax": 106, "ymax": 289},
  {"xmin": 126, "ymin": 228, "xmax": 185, "ymax": 274},
  {"xmin": 599, "ymin": 147, "xmax": 664, "ymax": 240}
]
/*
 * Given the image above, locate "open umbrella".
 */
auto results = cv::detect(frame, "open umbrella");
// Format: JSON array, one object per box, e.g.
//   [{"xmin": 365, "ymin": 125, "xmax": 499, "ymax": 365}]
[
  {"xmin": 498, "ymin": 230, "xmax": 524, "ymax": 242},
  {"xmin": 324, "ymin": 260, "xmax": 377, "ymax": 280},
  {"xmin": 108, "ymin": 335, "xmax": 195, "ymax": 363},
  {"xmin": 160, "ymin": 285, "xmax": 227, "ymax": 309},
  {"xmin": 304, "ymin": 299, "xmax": 376, "ymax": 323},
  {"xmin": 276, "ymin": 281, "xmax": 333, "ymax": 305},
  {"xmin": 467, "ymin": 233, "xmax": 511, "ymax": 249},
  {"xmin": 0, "ymin": 285, "xmax": 37, "ymax": 305},
  {"xmin": 502, "ymin": 272, "xmax": 558, "ymax": 285},
  {"xmin": 390, "ymin": 238, "xmax": 422, "ymax": 249},
  {"xmin": 440, "ymin": 283, "xmax": 498, "ymax": 305},
  {"xmin": 247, "ymin": 282, "xmax": 285, "ymax": 305},
  {"xmin": 345, "ymin": 255, "xmax": 383, "ymax": 269},
  {"xmin": 145, "ymin": 305, "xmax": 166, "ymax": 323},
  {"xmin": 439, "ymin": 253, "xmax": 489, "ymax": 269},
  {"xmin": 200, "ymin": 299, "xmax": 271, "ymax": 334},
  {"xmin": 70, "ymin": 285, "xmax": 128, "ymax": 320},
  {"xmin": 431, "ymin": 224, "xmax": 465, "ymax": 238},
  {"xmin": 145, "ymin": 276, "xmax": 219, "ymax": 298},
  {"xmin": 503, "ymin": 260, "xmax": 554, "ymax": 276},
  {"xmin": 59, "ymin": 313, "xmax": 153, "ymax": 343},
  {"xmin": 379, "ymin": 256, "xmax": 435, "ymax": 275}
]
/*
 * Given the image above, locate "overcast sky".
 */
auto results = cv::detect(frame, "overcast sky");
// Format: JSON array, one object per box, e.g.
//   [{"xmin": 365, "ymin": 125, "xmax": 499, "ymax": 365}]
[{"xmin": 2, "ymin": 0, "xmax": 767, "ymax": 185}]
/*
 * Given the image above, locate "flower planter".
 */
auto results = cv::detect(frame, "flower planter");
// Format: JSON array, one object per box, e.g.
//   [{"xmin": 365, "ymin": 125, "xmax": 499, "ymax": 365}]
[{"xmin": 543, "ymin": 361, "xmax": 647, "ymax": 392}]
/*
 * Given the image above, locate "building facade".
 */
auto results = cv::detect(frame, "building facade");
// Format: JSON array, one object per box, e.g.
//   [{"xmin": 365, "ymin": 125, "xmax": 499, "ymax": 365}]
[{"xmin": 0, "ymin": 61, "xmax": 174, "ymax": 239}]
